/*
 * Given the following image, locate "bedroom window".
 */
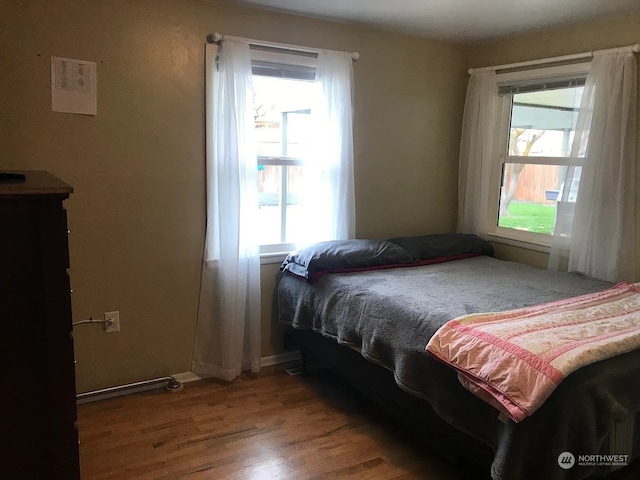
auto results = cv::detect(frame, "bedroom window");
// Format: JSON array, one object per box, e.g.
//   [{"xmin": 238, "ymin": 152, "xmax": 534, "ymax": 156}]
[
  {"xmin": 487, "ymin": 64, "xmax": 589, "ymax": 246},
  {"xmin": 252, "ymin": 57, "xmax": 315, "ymax": 249},
  {"xmin": 250, "ymin": 46, "xmax": 356, "ymax": 256}
]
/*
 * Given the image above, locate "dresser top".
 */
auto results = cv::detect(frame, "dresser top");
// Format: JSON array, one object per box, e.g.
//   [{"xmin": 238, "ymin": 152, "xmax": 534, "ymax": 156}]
[{"xmin": 0, "ymin": 170, "xmax": 73, "ymax": 198}]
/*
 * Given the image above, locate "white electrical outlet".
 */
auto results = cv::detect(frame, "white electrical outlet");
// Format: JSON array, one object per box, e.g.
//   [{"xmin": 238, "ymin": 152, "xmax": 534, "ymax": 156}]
[{"xmin": 104, "ymin": 311, "xmax": 120, "ymax": 333}]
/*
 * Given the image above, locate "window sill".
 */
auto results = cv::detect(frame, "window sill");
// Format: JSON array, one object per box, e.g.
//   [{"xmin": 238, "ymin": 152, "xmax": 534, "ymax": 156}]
[
  {"xmin": 487, "ymin": 234, "xmax": 550, "ymax": 255},
  {"xmin": 260, "ymin": 251, "xmax": 288, "ymax": 265}
]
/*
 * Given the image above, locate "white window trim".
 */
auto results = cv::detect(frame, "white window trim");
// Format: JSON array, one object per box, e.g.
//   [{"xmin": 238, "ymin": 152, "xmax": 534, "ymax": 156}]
[
  {"xmin": 260, "ymin": 251, "xmax": 289, "ymax": 265},
  {"xmin": 501, "ymin": 155, "xmax": 584, "ymax": 167},
  {"xmin": 250, "ymin": 48, "xmax": 317, "ymax": 69},
  {"xmin": 486, "ymin": 61, "xmax": 590, "ymax": 247},
  {"xmin": 260, "ymin": 242, "xmax": 295, "ymax": 260},
  {"xmin": 487, "ymin": 234, "xmax": 551, "ymax": 254},
  {"xmin": 494, "ymin": 62, "xmax": 590, "ymax": 85}
]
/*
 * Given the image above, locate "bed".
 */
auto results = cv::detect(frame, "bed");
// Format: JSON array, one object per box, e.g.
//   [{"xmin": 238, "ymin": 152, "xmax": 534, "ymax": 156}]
[{"xmin": 275, "ymin": 235, "xmax": 640, "ymax": 480}]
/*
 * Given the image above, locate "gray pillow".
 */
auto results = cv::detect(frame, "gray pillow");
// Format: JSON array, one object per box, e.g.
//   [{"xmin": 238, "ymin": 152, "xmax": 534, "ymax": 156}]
[
  {"xmin": 387, "ymin": 233, "xmax": 493, "ymax": 262},
  {"xmin": 281, "ymin": 239, "xmax": 414, "ymax": 282}
]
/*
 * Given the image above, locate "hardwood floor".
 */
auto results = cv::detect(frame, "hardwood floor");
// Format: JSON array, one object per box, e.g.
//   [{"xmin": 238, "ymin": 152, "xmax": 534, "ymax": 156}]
[
  {"xmin": 78, "ymin": 364, "xmax": 640, "ymax": 480},
  {"xmin": 78, "ymin": 365, "xmax": 478, "ymax": 479}
]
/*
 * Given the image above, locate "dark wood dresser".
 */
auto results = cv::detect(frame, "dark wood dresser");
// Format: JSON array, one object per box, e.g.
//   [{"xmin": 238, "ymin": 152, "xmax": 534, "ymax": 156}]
[{"xmin": 0, "ymin": 171, "xmax": 80, "ymax": 480}]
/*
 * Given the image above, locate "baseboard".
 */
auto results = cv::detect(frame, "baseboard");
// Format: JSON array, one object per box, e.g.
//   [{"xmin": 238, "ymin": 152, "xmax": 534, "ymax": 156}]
[
  {"xmin": 77, "ymin": 352, "xmax": 302, "ymax": 404},
  {"xmin": 175, "ymin": 351, "xmax": 302, "ymax": 382},
  {"xmin": 76, "ymin": 376, "xmax": 180, "ymax": 404},
  {"xmin": 260, "ymin": 351, "xmax": 301, "ymax": 367},
  {"xmin": 171, "ymin": 371, "xmax": 206, "ymax": 383}
]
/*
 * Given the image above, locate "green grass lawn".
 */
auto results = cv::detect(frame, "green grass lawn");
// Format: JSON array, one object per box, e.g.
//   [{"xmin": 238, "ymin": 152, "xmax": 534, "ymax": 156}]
[{"xmin": 498, "ymin": 201, "xmax": 557, "ymax": 234}]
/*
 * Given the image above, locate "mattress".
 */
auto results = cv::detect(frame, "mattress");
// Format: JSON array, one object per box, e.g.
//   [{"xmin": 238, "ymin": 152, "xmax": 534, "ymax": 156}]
[{"xmin": 277, "ymin": 255, "xmax": 640, "ymax": 480}]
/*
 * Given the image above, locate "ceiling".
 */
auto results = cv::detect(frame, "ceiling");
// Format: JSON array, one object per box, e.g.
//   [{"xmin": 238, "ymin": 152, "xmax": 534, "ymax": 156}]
[{"xmin": 228, "ymin": 0, "xmax": 640, "ymax": 42}]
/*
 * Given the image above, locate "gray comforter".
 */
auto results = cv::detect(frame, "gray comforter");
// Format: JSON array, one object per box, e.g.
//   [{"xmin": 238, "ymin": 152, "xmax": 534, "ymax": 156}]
[{"xmin": 277, "ymin": 255, "xmax": 640, "ymax": 480}]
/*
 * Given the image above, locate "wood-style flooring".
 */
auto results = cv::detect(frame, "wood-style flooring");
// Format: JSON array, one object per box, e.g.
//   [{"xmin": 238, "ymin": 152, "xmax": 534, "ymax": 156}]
[{"xmin": 77, "ymin": 364, "xmax": 640, "ymax": 480}]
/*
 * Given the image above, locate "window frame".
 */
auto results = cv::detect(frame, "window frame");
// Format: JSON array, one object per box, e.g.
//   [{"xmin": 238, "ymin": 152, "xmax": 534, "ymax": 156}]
[
  {"xmin": 486, "ymin": 62, "xmax": 590, "ymax": 248},
  {"xmin": 250, "ymin": 48, "xmax": 317, "ymax": 257}
]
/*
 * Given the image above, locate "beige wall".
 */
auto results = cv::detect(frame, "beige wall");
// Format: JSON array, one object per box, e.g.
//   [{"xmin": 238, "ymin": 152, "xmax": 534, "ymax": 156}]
[
  {"xmin": 0, "ymin": 0, "xmax": 467, "ymax": 391},
  {"xmin": 3, "ymin": 0, "xmax": 636, "ymax": 392},
  {"xmin": 467, "ymin": 15, "xmax": 640, "ymax": 271}
]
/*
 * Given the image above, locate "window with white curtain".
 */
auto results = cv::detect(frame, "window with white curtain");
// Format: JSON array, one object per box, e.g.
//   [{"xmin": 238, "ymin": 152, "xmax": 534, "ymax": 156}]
[
  {"xmin": 460, "ymin": 49, "xmax": 636, "ymax": 281},
  {"xmin": 195, "ymin": 37, "xmax": 356, "ymax": 382},
  {"xmin": 487, "ymin": 63, "xmax": 590, "ymax": 246}
]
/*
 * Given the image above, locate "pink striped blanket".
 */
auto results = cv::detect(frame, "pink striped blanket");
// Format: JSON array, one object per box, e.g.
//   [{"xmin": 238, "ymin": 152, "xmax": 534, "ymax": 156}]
[{"xmin": 426, "ymin": 282, "xmax": 640, "ymax": 423}]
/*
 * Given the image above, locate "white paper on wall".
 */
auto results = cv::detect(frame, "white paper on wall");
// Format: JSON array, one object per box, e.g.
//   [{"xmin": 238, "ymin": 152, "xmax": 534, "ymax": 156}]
[{"xmin": 51, "ymin": 56, "xmax": 97, "ymax": 115}]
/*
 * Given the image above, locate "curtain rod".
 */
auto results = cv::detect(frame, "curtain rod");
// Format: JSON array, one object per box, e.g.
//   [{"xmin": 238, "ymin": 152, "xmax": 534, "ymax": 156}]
[
  {"xmin": 468, "ymin": 43, "xmax": 640, "ymax": 75},
  {"xmin": 206, "ymin": 32, "xmax": 360, "ymax": 61}
]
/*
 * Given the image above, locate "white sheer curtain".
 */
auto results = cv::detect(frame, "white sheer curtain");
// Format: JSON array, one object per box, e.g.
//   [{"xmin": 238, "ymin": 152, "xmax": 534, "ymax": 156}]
[
  {"xmin": 549, "ymin": 51, "xmax": 637, "ymax": 282},
  {"xmin": 303, "ymin": 51, "xmax": 356, "ymax": 242},
  {"xmin": 192, "ymin": 40, "xmax": 261, "ymax": 381},
  {"xmin": 457, "ymin": 71, "xmax": 498, "ymax": 237}
]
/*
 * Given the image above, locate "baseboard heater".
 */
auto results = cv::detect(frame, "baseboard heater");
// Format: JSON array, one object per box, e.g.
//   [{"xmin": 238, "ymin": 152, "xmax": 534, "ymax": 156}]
[{"xmin": 76, "ymin": 376, "xmax": 183, "ymax": 404}]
